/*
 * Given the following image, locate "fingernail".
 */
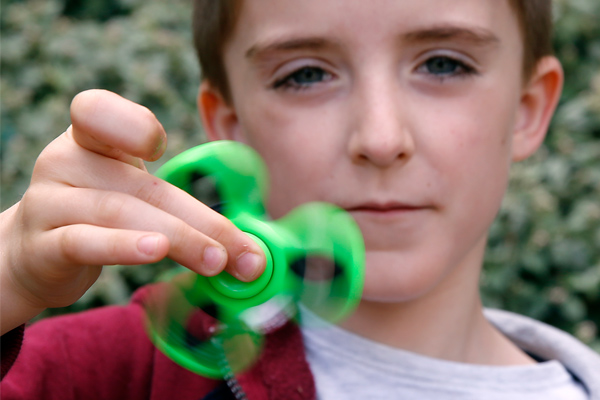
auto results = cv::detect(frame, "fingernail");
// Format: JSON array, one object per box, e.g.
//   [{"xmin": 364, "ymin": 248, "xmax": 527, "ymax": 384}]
[
  {"xmin": 151, "ymin": 133, "xmax": 166, "ymax": 160},
  {"xmin": 203, "ymin": 246, "xmax": 226, "ymax": 274},
  {"xmin": 137, "ymin": 235, "xmax": 159, "ymax": 256},
  {"xmin": 236, "ymin": 252, "xmax": 263, "ymax": 281}
]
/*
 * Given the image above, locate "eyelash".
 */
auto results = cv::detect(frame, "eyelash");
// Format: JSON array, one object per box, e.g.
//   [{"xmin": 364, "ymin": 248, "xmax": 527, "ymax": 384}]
[
  {"xmin": 417, "ymin": 55, "xmax": 478, "ymax": 81},
  {"xmin": 272, "ymin": 66, "xmax": 333, "ymax": 91},
  {"xmin": 271, "ymin": 55, "xmax": 477, "ymax": 91}
]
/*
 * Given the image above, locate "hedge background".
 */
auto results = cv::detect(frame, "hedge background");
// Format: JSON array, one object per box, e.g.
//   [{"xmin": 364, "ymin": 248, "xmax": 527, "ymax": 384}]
[{"xmin": 1, "ymin": 0, "xmax": 599, "ymax": 352}]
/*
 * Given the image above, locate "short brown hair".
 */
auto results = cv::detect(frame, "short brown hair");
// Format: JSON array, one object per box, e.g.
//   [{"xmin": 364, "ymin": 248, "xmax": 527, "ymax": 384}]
[
  {"xmin": 508, "ymin": 0, "xmax": 555, "ymax": 82},
  {"xmin": 192, "ymin": 0, "xmax": 554, "ymax": 101},
  {"xmin": 192, "ymin": 0, "xmax": 240, "ymax": 103}
]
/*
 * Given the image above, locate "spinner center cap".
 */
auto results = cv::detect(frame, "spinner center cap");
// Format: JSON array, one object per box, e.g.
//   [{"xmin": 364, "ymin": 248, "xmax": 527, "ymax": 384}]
[{"xmin": 208, "ymin": 233, "xmax": 274, "ymax": 300}]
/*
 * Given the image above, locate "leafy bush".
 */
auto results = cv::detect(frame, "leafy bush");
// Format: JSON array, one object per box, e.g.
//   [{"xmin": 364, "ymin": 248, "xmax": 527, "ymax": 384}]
[
  {"xmin": 1, "ymin": 0, "xmax": 204, "ymax": 207},
  {"xmin": 1, "ymin": 0, "xmax": 599, "ymax": 351}
]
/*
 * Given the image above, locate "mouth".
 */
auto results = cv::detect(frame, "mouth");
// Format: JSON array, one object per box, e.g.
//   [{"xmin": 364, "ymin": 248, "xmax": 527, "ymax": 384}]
[
  {"xmin": 345, "ymin": 201, "xmax": 430, "ymax": 214},
  {"xmin": 346, "ymin": 202, "xmax": 429, "ymax": 212}
]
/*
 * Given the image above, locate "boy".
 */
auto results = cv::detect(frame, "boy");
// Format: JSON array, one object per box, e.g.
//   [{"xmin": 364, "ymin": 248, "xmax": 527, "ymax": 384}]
[{"xmin": 1, "ymin": 0, "xmax": 599, "ymax": 398}]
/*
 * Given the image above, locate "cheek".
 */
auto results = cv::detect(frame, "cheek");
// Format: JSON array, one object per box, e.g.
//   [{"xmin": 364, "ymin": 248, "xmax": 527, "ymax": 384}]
[
  {"xmin": 237, "ymin": 99, "xmax": 342, "ymax": 217},
  {"xmin": 428, "ymin": 96, "xmax": 515, "ymax": 242},
  {"xmin": 418, "ymin": 86, "xmax": 516, "ymax": 192}
]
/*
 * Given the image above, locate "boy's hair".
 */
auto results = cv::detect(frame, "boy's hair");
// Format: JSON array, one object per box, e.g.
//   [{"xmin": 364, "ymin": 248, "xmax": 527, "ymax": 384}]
[
  {"xmin": 509, "ymin": 0, "xmax": 554, "ymax": 83},
  {"xmin": 192, "ymin": 0, "xmax": 554, "ymax": 102}
]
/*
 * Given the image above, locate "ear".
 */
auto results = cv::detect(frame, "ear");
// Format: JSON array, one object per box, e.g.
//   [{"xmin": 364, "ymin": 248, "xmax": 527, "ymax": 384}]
[
  {"xmin": 512, "ymin": 56, "xmax": 564, "ymax": 161},
  {"xmin": 197, "ymin": 81, "xmax": 241, "ymax": 142}
]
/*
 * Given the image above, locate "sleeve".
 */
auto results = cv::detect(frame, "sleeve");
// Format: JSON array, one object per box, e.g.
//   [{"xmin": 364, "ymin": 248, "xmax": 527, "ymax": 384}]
[{"xmin": 0, "ymin": 301, "xmax": 156, "ymax": 400}]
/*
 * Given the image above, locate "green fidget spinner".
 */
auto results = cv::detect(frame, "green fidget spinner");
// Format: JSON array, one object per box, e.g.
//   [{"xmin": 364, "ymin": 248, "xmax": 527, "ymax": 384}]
[{"xmin": 144, "ymin": 140, "xmax": 365, "ymax": 378}]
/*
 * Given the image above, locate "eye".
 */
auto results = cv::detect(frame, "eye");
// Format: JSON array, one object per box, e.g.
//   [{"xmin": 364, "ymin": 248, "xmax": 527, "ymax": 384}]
[
  {"xmin": 273, "ymin": 66, "xmax": 333, "ymax": 90},
  {"xmin": 418, "ymin": 56, "xmax": 476, "ymax": 79}
]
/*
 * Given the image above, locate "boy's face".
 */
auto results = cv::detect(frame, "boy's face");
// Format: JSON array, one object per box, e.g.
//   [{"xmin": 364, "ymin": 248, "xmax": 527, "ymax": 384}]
[{"xmin": 209, "ymin": 0, "xmax": 534, "ymax": 301}]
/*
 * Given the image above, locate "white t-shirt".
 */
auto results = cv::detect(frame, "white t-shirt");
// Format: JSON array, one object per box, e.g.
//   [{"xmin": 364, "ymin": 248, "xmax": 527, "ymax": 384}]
[{"xmin": 301, "ymin": 309, "xmax": 592, "ymax": 400}]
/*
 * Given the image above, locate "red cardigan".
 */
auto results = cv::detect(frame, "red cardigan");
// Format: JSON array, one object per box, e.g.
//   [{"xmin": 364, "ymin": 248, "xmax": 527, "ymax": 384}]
[{"xmin": 0, "ymin": 286, "xmax": 316, "ymax": 400}]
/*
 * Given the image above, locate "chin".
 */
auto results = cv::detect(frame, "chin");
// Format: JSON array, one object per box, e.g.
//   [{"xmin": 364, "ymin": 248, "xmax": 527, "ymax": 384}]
[{"xmin": 359, "ymin": 250, "xmax": 450, "ymax": 303}]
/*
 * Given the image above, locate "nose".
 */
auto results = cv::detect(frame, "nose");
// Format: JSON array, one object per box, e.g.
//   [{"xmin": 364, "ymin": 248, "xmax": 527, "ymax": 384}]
[{"xmin": 347, "ymin": 76, "xmax": 415, "ymax": 168}]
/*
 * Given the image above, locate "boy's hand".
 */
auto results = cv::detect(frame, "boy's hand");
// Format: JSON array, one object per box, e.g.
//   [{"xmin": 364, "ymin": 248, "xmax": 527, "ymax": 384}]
[{"xmin": 0, "ymin": 89, "xmax": 265, "ymax": 334}]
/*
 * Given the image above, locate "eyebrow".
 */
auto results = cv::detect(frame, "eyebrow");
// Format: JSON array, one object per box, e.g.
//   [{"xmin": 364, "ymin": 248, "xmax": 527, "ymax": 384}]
[
  {"xmin": 245, "ymin": 37, "xmax": 342, "ymax": 61},
  {"xmin": 245, "ymin": 25, "xmax": 500, "ymax": 62},
  {"xmin": 402, "ymin": 25, "xmax": 501, "ymax": 47}
]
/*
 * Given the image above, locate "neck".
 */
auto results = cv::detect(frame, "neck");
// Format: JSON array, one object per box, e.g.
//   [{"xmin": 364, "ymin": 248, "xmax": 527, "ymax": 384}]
[{"xmin": 339, "ymin": 239, "xmax": 535, "ymax": 366}]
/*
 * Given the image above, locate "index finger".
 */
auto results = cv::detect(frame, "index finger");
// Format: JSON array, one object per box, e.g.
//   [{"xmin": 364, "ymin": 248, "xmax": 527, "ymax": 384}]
[{"xmin": 70, "ymin": 89, "xmax": 167, "ymax": 163}]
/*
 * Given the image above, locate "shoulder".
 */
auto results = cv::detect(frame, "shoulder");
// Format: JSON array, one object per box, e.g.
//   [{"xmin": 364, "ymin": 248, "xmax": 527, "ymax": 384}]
[{"xmin": 485, "ymin": 308, "xmax": 600, "ymax": 397}]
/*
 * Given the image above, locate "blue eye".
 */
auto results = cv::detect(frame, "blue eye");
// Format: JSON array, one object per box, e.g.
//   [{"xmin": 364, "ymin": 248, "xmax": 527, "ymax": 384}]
[
  {"xmin": 422, "ymin": 56, "xmax": 475, "ymax": 77},
  {"xmin": 274, "ymin": 67, "xmax": 332, "ymax": 90}
]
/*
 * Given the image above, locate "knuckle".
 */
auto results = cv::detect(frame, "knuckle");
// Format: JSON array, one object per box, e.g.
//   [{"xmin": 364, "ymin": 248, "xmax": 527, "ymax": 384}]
[
  {"xmin": 33, "ymin": 138, "xmax": 70, "ymax": 175},
  {"xmin": 135, "ymin": 176, "xmax": 164, "ymax": 204},
  {"xmin": 204, "ymin": 217, "xmax": 235, "ymax": 247},
  {"xmin": 106, "ymin": 235, "xmax": 123, "ymax": 264},
  {"xmin": 17, "ymin": 184, "xmax": 65, "ymax": 232},
  {"xmin": 59, "ymin": 227, "xmax": 82, "ymax": 264},
  {"xmin": 95, "ymin": 192, "xmax": 129, "ymax": 226},
  {"xmin": 17, "ymin": 190, "xmax": 42, "ymax": 227},
  {"xmin": 168, "ymin": 222, "xmax": 196, "ymax": 254}
]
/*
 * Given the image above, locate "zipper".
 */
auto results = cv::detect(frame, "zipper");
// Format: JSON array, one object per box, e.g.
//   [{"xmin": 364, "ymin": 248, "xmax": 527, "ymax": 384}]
[{"xmin": 213, "ymin": 337, "xmax": 249, "ymax": 400}]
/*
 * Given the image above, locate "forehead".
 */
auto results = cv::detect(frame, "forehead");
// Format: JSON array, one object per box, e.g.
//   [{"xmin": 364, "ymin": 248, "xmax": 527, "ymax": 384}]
[{"xmin": 225, "ymin": 0, "xmax": 521, "ymax": 58}]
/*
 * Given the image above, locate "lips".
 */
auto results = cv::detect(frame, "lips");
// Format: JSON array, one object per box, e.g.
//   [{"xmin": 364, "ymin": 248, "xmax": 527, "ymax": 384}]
[
  {"xmin": 345, "ymin": 201, "xmax": 429, "ymax": 213},
  {"xmin": 340, "ymin": 201, "xmax": 435, "ymax": 227}
]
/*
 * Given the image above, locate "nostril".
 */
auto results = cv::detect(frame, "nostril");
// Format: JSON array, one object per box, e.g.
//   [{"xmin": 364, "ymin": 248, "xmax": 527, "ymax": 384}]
[
  {"xmin": 351, "ymin": 134, "xmax": 414, "ymax": 168},
  {"xmin": 346, "ymin": 93, "xmax": 415, "ymax": 167}
]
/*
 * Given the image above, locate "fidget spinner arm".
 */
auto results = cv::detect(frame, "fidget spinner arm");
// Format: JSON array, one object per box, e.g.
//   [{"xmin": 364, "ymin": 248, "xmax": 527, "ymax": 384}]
[{"xmin": 144, "ymin": 140, "xmax": 365, "ymax": 378}]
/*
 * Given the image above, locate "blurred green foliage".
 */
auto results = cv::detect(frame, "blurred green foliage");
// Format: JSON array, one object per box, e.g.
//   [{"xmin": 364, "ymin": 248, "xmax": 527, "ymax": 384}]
[{"xmin": 1, "ymin": 0, "xmax": 599, "ymax": 351}]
